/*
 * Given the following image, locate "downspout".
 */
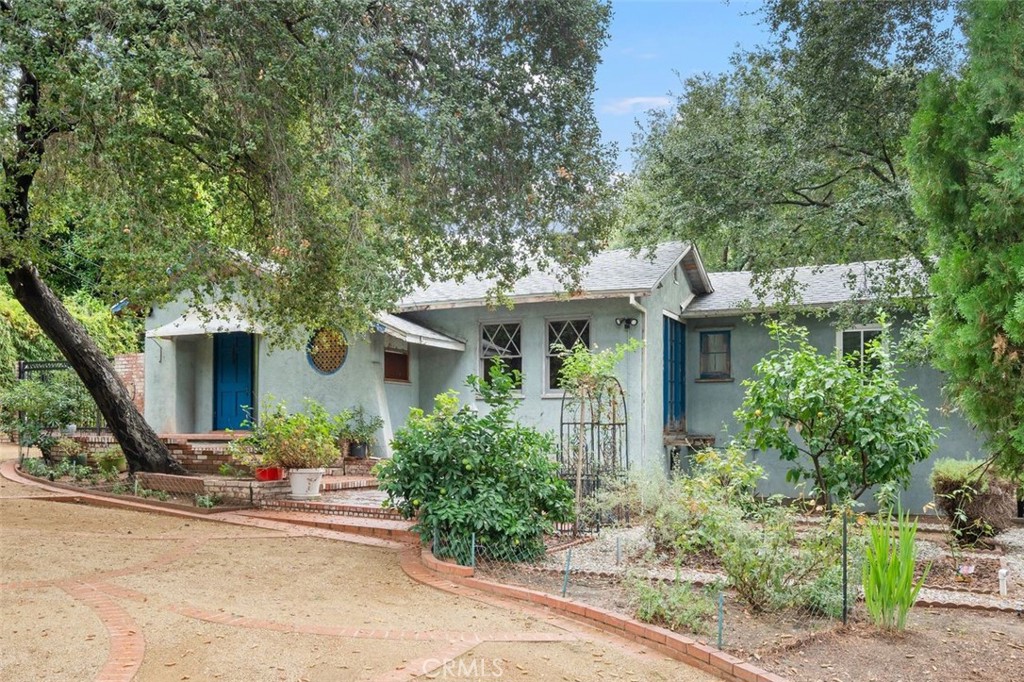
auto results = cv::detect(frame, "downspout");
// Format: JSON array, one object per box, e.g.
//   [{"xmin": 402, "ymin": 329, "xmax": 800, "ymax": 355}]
[{"xmin": 629, "ymin": 295, "xmax": 648, "ymax": 462}]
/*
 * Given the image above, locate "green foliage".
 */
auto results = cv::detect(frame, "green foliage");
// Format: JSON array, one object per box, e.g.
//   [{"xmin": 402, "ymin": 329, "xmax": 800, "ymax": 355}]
[
  {"xmin": 0, "ymin": 287, "xmax": 141, "ymax": 366},
  {"xmin": 2, "ymin": 1, "xmax": 615, "ymax": 343},
  {"xmin": 377, "ymin": 363, "xmax": 574, "ymax": 560},
  {"xmin": 258, "ymin": 400, "xmax": 341, "ymax": 470},
  {"xmin": 929, "ymin": 458, "xmax": 1017, "ymax": 544},
  {"xmin": 647, "ymin": 445, "xmax": 762, "ymax": 556},
  {"xmin": 0, "ymin": 377, "xmax": 96, "ymax": 457},
  {"xmin": 95, "ymin": 447, "xmax": 128, "ymax": 476},
  {"xmin": 623, "ymin": 0, "xmax": 956, "ymax": 299},
  {"xmin": 583, "ymin": 468, "xmax": 669, "ymax": 525},
  {"xmin": 630, "ymin": 575, "xmax": 718, "ymax": 635},
  {"xmin": 194, "ymin": 493, "xmax": 222, "ymax": 509},
  {"xmin": 19, "ymin": 457, "xmax": 49, "ymax": 478},
  {"xmin": 552, "ymin": 338, "xmax": 642, "ymax": 394},
  {"xmin": 907, "ymin": 0, "xmax": 1024, "ymax": 477},
  {"xmin": 138, "ymin": 488, "xmax": 171, "ymax": 502},
  {"xmin": 862, "ymin": 507, "xmax": 928, "ymax": 631},
  {"xmin": 737, "ymin": 320, "xmax": 937, "ymax": 505},
  {"xmin": 339, "ymin": 406, "xmax": 385, "ymax": 446}
]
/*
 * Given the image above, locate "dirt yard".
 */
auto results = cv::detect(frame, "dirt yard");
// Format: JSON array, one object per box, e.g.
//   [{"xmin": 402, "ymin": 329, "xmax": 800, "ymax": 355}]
[{"xmin": 0, "ymin": 445, "xmax": 715, "ymax": 682}]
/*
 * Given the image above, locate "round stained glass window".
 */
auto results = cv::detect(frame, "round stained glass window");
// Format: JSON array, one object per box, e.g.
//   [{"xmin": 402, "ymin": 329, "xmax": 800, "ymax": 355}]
[{"xmin": 307, "ymin": 328, "xmax": 348, "ymax": 375}]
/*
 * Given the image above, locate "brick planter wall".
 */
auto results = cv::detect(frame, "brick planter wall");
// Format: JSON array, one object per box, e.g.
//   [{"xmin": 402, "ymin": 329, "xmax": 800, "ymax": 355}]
[{"xmin": 204, "ymin": 479, "xmax": 290, "ymax": 505}]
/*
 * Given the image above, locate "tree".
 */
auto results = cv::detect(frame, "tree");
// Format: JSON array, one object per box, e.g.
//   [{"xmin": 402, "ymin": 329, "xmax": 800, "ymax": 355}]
[
  {"xmin": 906, "ymin": 0, "xmax": 1024, "ymax": 477},
  {"xmin": 1, "ymin": 1, "xmax": 615, "ymax": 472},
  {"xmin": 737, "ymin": 321, "xmax": 937, "ymax": 506},
  {"xmin": 624, "ymin": 0, "xmax": 958, "ymax": 303}
]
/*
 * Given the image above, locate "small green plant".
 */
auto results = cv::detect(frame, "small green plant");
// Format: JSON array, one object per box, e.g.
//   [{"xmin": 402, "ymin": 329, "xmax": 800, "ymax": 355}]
[
  {"xmin": 111, "ymin": 482, "xmax": 130, "ymax": 495},
  {"xmin": 340, "ymin": 405, "xmax": 384, "ymax": 446},
  {"xmin": 20, "ymin": 457, "xmax": 50, "ymax": 478},
  {"xmin": 630, "ymin": 574, "xmax": 717, "ymax": 635},
  {"xmin": 96, "ymin": 446, "xmax": 127, "ymax": 476},
  {"xmin": 138, "ymin": 488, "xmax": 171, "ymax": 502},
  {"xmin": 862, "ymin": 506, "xmax": 928, "ymax": 631},
  {"xmin": 194, "ymin": 493, "xmax": 222, "ymax": 508},
  {"xmin": 217, "ymin": 462, "xmax": 248, "ymax": 477}
]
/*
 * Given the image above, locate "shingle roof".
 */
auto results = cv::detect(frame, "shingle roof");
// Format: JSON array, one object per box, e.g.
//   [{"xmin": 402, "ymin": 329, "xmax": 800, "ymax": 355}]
[
  {"xmin": 682, "ymin": 260, "xmax": 926, "ymax": 316},
  {"xmin": 398, "ymin": 241, "xmax": 702, "ymax": 310}
]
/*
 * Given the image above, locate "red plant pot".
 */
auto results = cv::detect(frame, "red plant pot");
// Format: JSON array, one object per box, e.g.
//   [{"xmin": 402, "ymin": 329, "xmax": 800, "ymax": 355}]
[{"xmin": 255, "ymin": 466, "xmax": 285, "ymax": 482}]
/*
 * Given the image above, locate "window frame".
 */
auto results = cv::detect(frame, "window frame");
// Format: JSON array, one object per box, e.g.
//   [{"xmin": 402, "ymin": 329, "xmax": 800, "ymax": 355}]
[
  {"xmin": 697, "ymin": 329, "xmax": 732, "ymax": 381},
  {"xmin": 383, "ymin": 338, "xmax": 411, "ymax": 384},
  {"xmin": 544, "ymin": 317, "xmax": 592, "ymax": 395},
  {"xmin": 836, "ymin": 324, "xmax": 884, "ymax": 370},
  {"xmin": 478, "ymin": 320, "xmax": 524, "ymax": 388}
]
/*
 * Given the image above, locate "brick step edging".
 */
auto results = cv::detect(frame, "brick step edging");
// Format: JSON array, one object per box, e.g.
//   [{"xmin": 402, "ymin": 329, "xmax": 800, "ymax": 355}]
[
  {"xmin": 418, "ymin": 547, "xmax": 787, "ymax": 682},
  {"xmin": 261, "ymin": 499, "xmax": 403, "ymax": 520}
]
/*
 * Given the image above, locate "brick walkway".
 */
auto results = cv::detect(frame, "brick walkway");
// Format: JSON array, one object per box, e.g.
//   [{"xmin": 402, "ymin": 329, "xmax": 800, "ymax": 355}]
[{"xmin": 0, "ymin": 454, "xmax": 714, "ymax": 681}]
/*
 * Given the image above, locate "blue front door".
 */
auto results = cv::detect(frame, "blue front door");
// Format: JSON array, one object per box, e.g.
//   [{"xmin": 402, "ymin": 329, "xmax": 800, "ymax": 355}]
[
  {"xmin": 663, "ymin": 317, "xmax": 685, "ymax": 432},
  {"xmin": 214, "ymin": 333, "xmax": 254, "ymax": 430}
]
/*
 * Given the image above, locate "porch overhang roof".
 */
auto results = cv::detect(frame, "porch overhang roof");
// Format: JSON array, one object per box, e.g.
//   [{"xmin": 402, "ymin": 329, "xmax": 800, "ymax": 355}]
[
  {"xmin": 377, "ymin": 313, "xmax": 465, "ymax": 351},
  {"xmin": 145, "ymin": 306, "xmax": 263, "ymax": 338}
]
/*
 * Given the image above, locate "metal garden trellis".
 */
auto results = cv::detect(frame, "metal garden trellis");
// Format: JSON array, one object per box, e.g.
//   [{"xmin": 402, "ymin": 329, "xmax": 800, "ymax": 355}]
[{"xmin": 558, "ymin": 375, "xmax": 628, "ymax": 535}]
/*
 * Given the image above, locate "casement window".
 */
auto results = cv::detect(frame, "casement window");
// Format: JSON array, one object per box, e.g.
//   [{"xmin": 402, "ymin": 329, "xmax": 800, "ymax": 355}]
[
  {"xmin": 383, "ymin": 338, "xmax": 410, "ymax": 383},
  {"xmin": 698, "ymin": 330, "xmax": 732, "ymax": 380},
  {"xmin": 480, "ymin": 322, "xmax": 523, "ymax": 386},
  {"xmin": 546, "ymin": 319, "xmax": 591, "ymax": 391},
  {"xmin": 838, "ymin": 326, "xmax": 882, "ymax": 370}
]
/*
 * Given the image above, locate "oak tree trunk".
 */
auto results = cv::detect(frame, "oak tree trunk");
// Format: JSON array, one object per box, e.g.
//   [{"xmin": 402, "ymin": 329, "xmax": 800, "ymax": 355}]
[{"xmin": 5, "ymin": 264, "xmax": 186, "ymax": 474}]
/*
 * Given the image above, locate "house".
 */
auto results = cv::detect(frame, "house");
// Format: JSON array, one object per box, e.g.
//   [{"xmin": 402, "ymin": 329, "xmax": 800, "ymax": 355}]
[{"xmin": 143, "ymin": 242, "xmax": 986, "ymax": 510}]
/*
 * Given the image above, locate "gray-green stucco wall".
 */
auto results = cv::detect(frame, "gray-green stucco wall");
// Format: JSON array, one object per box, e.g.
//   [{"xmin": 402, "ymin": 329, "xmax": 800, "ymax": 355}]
[{"xmin": 682, "ymin": 314, "xmax": 986, "ymax": 512}]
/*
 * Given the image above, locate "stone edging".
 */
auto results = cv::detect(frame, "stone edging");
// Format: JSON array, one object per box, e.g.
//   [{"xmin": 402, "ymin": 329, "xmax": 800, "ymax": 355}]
[{"xmin": 417, "ymin": 546, "xmax": 787, "ymax": 682}]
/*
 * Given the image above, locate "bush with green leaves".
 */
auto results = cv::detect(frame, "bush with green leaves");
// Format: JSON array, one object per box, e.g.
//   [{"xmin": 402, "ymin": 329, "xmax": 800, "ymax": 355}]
[
  {"xmin": 737, "ymin": 319, "xmax": 937, "ymax": 507},
  {"xmin": 253, "ymin": 399, "xmax": 341, "ymax": 469},
  {"xmin": 647, "ymin": 445, "xmax": 763, "ymax": 556},
  {"xmin": 0, "ymin": 375, "xmax": 96, "ymax": 458},
  {"xmin": 862, "ymin": 507, "xmax": 928, "ymax": 631},
  {"xmin": 929, "ymin": 458, "xmax": 1017, "ymax": 545},
  {"xmin": 630, "ymin": 574, "xmax": 718, "ymax": 635},
  {"xmin": 96, "ymin": 446, "xmax": 128, "ymax": 476},
  {"xmin": 377, "ymin": 363, "xmax": 574, "ymax": 561}
]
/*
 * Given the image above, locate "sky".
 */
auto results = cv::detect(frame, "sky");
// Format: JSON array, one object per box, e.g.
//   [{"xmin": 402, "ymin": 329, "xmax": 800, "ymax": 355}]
[{"xmin": 594, "ymin": 1, "xmax": 771, "ymax": 171}]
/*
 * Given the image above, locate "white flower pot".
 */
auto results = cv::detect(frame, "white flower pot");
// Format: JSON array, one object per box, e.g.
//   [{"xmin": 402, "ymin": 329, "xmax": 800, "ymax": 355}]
[{"xmin": 288, "ymin": 468, "xmax": 325, "ymax": 500}]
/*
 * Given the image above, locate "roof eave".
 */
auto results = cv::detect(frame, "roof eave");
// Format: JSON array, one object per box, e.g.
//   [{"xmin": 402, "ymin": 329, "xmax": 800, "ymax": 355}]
[{"xmin": 396, "ymin": 288, "xmax": 654, "ymax": 312}]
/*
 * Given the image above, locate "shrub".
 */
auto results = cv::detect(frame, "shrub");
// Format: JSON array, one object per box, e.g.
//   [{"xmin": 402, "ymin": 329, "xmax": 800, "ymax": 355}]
[
  {"xmin": 20, "ymin": 457, "xmax": 50, "ymax": 477},
  {"xmin": 630, "ymin": 574, "xmax": 718, "ymax": 635},
  {"xmin": 377, "ymin": 363, "xmax": 574, "ymax": 560},
  {"xmin": 738, "ymin": 320, "xmax": 937, "ymax": 506},
  {"xmin": 0, "ymin": 375, "xmax": 95, "ymax": 458},
  {"xmin": 584, "ymin": 468, "xmax": 669, "ymax": 526},
  {"xmin": 259, "ymin": 399, "xmax": 340, "ymax": 469},
  {"xmin": 194, "ymin": 493, "xmax": 222, "ymax": 508},
  {"xmin": 929, "ymin": 458, "xmax": 1017, "ymax": 544},
  {"xmin": 96, "ymin": 446, "xmax": 128, "ymax": 476},
  {"xmin": 862, "ymin": 507, "xmax": 928, "ymax": 631},
  {"xmin": 646, "ymin": 444, "xmax": 762, "ymax": 556}
]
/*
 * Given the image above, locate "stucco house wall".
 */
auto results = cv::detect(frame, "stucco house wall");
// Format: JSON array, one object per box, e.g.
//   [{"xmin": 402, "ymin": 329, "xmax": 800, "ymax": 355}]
[{"xmin": 682, "ymin": 313, "xmax": 985, "ymax": 512}]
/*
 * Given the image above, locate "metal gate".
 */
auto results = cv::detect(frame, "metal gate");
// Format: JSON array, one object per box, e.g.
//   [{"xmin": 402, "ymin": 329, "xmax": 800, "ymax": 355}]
[{"xmin": 559, "ymin": 377, "xmax": 628, "ymax": 534}]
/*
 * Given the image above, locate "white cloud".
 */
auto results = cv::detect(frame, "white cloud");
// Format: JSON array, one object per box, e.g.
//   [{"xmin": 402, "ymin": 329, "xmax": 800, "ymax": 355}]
[{"xmin": 601, "ymin": 96, "xmax": 673, "ymax": 115}]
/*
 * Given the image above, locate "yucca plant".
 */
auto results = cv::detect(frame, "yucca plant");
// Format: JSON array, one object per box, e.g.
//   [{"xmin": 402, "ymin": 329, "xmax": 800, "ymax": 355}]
[{"xmin": 862, "ymin": 506, "xmax": 929, "ymax": 631}]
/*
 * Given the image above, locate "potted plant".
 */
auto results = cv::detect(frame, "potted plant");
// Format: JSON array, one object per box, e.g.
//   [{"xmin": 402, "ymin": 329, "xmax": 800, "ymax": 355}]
[
  {"xmin": 261, "ymin": 400, "xmax": 341, "ymax": 499},
  {"xmin": 345, "ymin": 406, "xmax": 384, "ymax": 459}
]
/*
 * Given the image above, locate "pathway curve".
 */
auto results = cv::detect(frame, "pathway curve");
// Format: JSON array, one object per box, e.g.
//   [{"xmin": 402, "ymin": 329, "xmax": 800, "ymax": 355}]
[{"xmin": 0, "ymin": 450, "xmax": 714, "ymax": 681}]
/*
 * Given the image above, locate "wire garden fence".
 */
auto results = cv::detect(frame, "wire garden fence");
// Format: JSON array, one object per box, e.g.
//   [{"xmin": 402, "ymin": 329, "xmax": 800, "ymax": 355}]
[{"xmin": 430, "ymin": 513, "xmax": 862, "ymax": 654}]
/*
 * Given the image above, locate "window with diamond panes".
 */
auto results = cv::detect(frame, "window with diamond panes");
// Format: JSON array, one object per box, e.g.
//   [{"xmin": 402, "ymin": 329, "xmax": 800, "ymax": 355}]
[
  {"xmin": 547, "ymin": 319, "xmax": 590, "ymax": 390},
  {"xmin": 480, "ymin": 323, "xmax": 523, "ymax": 387}
]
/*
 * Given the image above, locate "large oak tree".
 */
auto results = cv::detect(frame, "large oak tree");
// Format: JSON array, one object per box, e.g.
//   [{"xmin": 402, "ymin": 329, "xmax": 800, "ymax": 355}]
[{"xmin": 1, "ymin": 0, "xmax": 616, "ymax": 472}]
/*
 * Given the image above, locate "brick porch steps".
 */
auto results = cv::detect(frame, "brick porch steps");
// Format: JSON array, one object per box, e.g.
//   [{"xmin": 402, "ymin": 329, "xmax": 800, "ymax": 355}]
[
  {"xmin": 320, "ymin": 475, "xmax": 378, "ymax": 492},
  {"xmin": 237, "ymin": 509, "xmax": 418, "ymax": 543}
]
